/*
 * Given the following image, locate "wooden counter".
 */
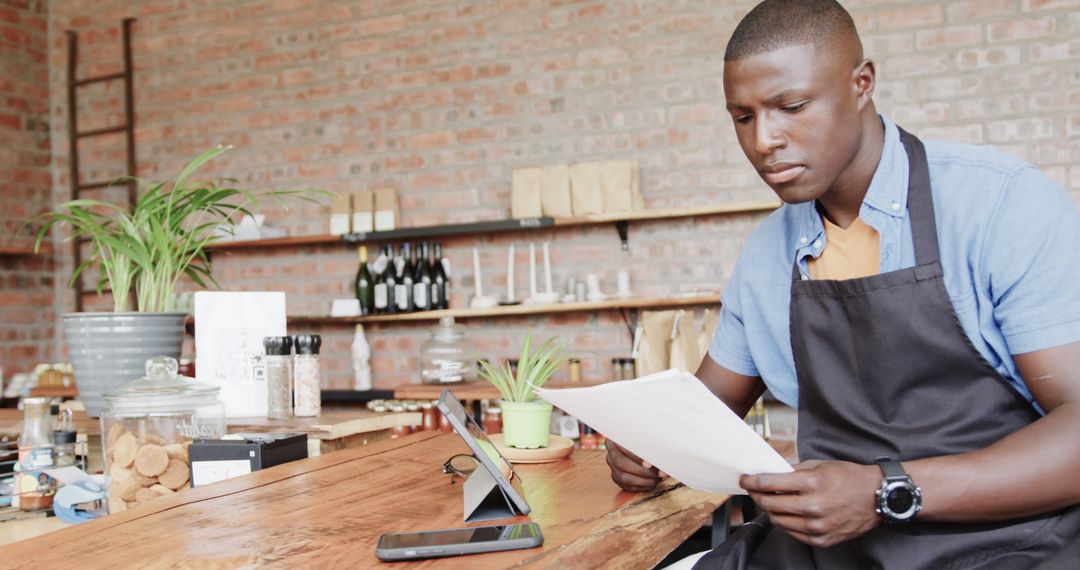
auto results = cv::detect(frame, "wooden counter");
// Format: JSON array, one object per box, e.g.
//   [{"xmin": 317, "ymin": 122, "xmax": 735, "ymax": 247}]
[
  {"xmin": 0, "ymin": 432, "xmax": 740, "ymax": 568},
  {"xmin": 0, "ymin": 409, "xmax": 421, "ymax": 457}
]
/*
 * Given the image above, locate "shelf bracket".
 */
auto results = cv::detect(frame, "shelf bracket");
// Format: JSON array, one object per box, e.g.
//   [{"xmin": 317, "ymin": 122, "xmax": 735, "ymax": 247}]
[{"xmin": 614, "ymin": 221, "xmax": 630, "ymax": 251}]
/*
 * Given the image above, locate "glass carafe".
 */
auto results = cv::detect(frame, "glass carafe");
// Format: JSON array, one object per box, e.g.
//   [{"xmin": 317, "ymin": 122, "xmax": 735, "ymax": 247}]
[{"xmin": 419, "ymin": 317, "xmax": 477, "ymax": 385}]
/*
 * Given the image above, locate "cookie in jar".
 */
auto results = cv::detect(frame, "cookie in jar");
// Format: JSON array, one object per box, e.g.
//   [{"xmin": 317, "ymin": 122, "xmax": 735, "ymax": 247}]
[{"xmin": 101, "ymin": 356, "xmax": 225, "ymax": 513}]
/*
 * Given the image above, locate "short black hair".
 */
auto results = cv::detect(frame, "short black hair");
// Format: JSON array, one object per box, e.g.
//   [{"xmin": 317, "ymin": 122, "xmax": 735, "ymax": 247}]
[{"xmin": 725, "ymin": 0, "xmax": 862, "ymax": 62}]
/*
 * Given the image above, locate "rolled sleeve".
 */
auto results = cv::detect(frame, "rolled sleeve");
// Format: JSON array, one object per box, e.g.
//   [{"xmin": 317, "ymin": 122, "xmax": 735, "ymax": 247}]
[
  {"xmin": 708, "ymin": 277, "xmax": 760, "ymax": 377},
  {"xmin": 985, "ymin": 166, "xmax": 1080, "ymax": 354}
]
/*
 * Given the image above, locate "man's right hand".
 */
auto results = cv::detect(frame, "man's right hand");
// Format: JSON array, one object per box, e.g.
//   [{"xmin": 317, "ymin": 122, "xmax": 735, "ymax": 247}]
[{"xmin": 606, "ymin": 440, "xmax": 667, "ymax": 492}]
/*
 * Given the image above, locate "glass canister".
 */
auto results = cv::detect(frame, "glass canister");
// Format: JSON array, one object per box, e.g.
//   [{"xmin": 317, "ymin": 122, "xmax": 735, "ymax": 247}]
[
  {"xmin": 100, "ymin": 356, "xmax": 226, "ymax": 514},
  {"xmin": 419, "ymin": 316, "xmax": 477, "ymax": 385}
]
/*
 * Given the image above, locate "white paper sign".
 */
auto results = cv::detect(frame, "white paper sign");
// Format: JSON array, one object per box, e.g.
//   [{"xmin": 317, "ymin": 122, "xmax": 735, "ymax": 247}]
[
  {"xmin": 195, "ymin": 291, "xmax": 286, "ymax": 418},
  {"xmin": 535, "ymin": 369, "xmax": 793, "ymax": 495}
]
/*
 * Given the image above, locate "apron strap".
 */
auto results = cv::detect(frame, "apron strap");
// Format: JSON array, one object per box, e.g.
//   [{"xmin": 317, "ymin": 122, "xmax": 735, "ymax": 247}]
[{"xmin": 896, "ymin": 127, "xmax": 941, "ymax": 267}]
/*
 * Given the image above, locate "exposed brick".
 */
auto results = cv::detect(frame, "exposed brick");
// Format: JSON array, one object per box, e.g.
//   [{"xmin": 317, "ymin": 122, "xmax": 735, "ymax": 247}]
[
  {"xmin": 914, "ymin": 25, "xmax": 983, "ymax": 51},
  {"xmin": 947, "ymin": 0, "xmax": 1018, "ymax": 21},
  {"xmin": 877, "ymin": 4, "xmax": 944, "ymax": 31}
]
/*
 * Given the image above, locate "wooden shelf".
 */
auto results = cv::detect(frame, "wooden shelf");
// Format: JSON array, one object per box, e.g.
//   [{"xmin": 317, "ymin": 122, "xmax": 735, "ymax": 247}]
[
  {"xmin": 203, "ymin": 202, "xmax": 780, "ymax": 252},
  {"xmin": 287, "ymin": 293, "xmax": 721, "ymax": 325},
  {"xmin": 0, "ymin": 244, "xmax": 52, "ymax": 256}
]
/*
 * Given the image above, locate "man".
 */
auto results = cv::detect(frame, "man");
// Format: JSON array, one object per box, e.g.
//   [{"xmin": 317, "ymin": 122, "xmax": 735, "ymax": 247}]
[{"xmin": 606, "ymin": 1, "xmax": 1080, "ymax": 568}]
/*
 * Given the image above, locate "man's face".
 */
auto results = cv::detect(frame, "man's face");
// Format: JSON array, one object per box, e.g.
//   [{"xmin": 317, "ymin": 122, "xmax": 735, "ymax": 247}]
[{"xmin": 723, "ymin": 43, "xmax": 864, "ymax": 204}]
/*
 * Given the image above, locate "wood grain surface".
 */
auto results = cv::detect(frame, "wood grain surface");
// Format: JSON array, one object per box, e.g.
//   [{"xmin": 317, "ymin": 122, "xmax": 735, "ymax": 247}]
[{"xmin": 0, "ymin": 431, "xmax": 737, "ymax": 569}]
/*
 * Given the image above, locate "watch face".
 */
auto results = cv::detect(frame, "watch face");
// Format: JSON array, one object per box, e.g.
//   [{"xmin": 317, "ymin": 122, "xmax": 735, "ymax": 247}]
[{"xmin": 886, "ymin": 486, "xmax": 915, "ymax": 515}]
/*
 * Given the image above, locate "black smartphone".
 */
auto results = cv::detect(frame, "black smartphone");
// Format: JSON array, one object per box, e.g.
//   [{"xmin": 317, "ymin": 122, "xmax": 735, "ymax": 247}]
[{"xmin": 375, "ymin": 522, "xmax": 543, "ymax": 561}]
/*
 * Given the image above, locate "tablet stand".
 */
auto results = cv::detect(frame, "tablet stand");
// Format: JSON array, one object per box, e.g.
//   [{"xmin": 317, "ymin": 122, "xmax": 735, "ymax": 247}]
[{"xmin": 463, "ymin": 463, "xmax": 524, "ymax": 522}]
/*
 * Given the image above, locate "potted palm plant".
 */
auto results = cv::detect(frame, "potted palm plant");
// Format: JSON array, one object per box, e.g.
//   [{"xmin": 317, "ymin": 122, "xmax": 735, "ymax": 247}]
[
  {"xmin": 33, "ymin": 145, "xmax": 322, "ymax": 415},
  {"xmin": 477, "ymin": 330, "xmax": 566, "ymax": 449}
]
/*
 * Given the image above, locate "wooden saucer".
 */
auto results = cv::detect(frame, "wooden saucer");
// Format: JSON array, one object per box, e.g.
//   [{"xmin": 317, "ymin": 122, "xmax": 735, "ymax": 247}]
[{"xmin": 490, "ymin": 434, "xmax": 575, "ymax": 464}]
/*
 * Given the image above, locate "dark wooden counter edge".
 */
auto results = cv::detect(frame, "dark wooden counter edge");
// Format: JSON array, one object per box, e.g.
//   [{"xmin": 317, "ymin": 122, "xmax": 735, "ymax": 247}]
[{"xmin": 0, "ymin": 431, "xmax": 445, "ymax": 553}]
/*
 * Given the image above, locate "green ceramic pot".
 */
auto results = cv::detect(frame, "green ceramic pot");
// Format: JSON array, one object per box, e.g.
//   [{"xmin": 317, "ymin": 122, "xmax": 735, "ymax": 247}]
[{"xmin": 500, "ymin": 400, "xmax": 553, "ymax": 449}]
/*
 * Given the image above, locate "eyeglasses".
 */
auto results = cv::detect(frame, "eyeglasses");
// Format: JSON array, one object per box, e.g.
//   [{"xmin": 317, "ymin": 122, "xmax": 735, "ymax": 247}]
[{"xmin": 442, "ymin": 453, "xmax": 479, "ymax": 483}]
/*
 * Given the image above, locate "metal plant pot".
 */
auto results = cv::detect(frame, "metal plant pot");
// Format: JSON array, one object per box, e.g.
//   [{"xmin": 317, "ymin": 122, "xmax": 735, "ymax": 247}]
[{"xmin": 63, "ymin": 312, "xmax": 186, "ymax": 417}]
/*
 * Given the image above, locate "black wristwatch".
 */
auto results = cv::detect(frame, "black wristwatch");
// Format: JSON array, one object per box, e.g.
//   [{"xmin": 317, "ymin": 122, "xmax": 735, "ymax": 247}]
[{"xmin": 874, "ymin": 457, "xmax": 922, "ymax": 523}]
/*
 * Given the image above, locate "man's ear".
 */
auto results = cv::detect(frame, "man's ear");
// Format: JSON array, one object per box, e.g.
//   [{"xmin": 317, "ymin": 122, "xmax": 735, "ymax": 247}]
[{"xmin": 853, "ymin": 59, "xmax": 876, "ymax": 110}]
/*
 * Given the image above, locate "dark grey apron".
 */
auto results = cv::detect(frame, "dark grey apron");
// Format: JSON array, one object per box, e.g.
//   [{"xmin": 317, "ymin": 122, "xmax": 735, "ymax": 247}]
[{"xmin": 695, "ymin": 129, "xmax": 1080, "ymax": 569}]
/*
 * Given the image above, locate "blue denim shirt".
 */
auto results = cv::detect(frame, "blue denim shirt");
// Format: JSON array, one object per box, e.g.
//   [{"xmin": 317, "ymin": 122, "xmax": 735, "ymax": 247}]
[{"xmin": 708, "ymin": 115, "xmax": 1080, "ymax": 411}]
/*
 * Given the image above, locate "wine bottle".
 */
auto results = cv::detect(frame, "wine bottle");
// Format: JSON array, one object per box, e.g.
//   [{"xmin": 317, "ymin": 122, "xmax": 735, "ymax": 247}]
[
  {"xmin": 371, "ymin": 244, "xmax": 390, "ymax": 314},
  {"xmin": 413, "ymin": 241, "xmax": 433, "ymax": 311},
  {"xmin": 395, "ymin": 242, "xmax": 415, "ymax": 313},
  {"xmin": 433, "ymin": 242, "xmax": 448, "ymax": 310},
  {"xmin": 383, "ymin": 244, "xmax": 399, "ymax": 314},
  {"xmin": 355, "ymin": 246, "xmax": 374, "ymax": 315}
]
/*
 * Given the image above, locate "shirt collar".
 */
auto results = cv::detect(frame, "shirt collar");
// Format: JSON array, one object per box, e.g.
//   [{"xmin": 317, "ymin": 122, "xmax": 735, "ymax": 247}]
[{"xmin": 790, "ymin": 114, "xmax": 908, "ymax": 253}]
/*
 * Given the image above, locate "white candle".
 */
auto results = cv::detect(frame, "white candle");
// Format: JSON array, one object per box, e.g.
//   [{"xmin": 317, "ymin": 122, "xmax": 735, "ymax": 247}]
[
  {"xmin": 543, "ymin": 242, "xmax": 553, "ymax": 294},
  {"xmin": 529, "ymin": 243, "xmax": 537, "ymax": 298},
  {"xmin": 473, "ymin": 247, "xmax": 483, "ymax": 297},
  {"xmin": 507, "ymin": 244, "xmax": 515, "ymax": 301}
]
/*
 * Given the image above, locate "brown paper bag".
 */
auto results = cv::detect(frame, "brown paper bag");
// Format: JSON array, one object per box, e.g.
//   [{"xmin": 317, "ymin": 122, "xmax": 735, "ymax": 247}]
[
  {"xmin": 635, "ymin": 310, "xmax": 676, "ymax": 377},
  {"xmin": 511, "ymin": 167, "xmax": 543, "ymax": 219},
  {"xmin": 540, "ymin": 164, "xmax": 573, "ymax": 218},
  {"xmin": 697, "ymin": 308, "xmax": 720, "ymax": 360},
  {"xmin": 601, "ymin": 160, "xmax": 633, "ymax": 213},
  {"xmin": 569, "ymin": 162, "xmax": 604, "ymax": 217},
  {"xmin": 670, "ymin": 309, "xmax": 703, "ymax": 373},
  {"xmin": 373, "ymin": 187, "xmax": 398, "ymax": 231},
  {"xmin": 351, "ymin": 190, "xmax": 373, "ymax": 233},
  {"xmin": 630, "ymin": 159, "xmax": 644, "ymax": 212},
  {"xmin": 329, "ymin": 193, "xmax": 350, "ymax": 235}
]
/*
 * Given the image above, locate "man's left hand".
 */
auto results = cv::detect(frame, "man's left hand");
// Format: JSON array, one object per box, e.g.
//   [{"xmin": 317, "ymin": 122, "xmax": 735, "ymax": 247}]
[{"xmin": 740, "ymin": 460, "xmax": 882, "ymax": 547}]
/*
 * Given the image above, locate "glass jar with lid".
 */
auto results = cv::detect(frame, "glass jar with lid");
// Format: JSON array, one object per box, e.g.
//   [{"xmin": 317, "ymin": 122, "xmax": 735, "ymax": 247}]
[
  {"xmin": 419, "ymin": 316, "xmax": 477, "ymax": 385},
  {"xmin": 100, "ymin": 356, "xmax": 226, "ymax": 513}
]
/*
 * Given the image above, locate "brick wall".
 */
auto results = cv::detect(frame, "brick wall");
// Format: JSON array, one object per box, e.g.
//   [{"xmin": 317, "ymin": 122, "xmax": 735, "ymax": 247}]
[
  {"xmin": 29, "ymin": 1, "xmax": 1080, "ymax": 391},
  {"xmin": 0, "ymin": 0, "xmax": 54, "ymax": 379}
]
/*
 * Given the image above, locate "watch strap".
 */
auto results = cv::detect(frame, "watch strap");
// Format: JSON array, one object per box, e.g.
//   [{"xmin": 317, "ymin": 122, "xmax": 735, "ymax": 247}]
[{"xmin": 874, "ymin": 457, "xmax": 906, "ymax": 481}]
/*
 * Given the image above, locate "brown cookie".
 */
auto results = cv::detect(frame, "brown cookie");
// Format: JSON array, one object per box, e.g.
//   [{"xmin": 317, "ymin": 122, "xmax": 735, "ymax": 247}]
[
  {"xmin": 133, "ymin": 444, "xmax": 169, "ymax": 477},
  {"xmin": 158, "ymin": 459, "xmax": 190, "ymax": 490},
  {"xmin": 106, "ymin": 423, "xmax": 125, "ymax": 449},
  {"xmin": 164, "ymin": 443, "xmax": 188, "ymax": 462},
  {"xmin": 150, "ymin": 484, "xmax": 175, "ymax": 496},
  {"xmin": 134, "ymin": 486, "xmax": 158, "ymax": 503},
  {"xmin": 136, "ymin": 474, "xmax": 158, "ymax": 487},
  {"xmin": 107, "ymin": 490, "xmax": 127, "ymax": 514},
  {"xmin": 115, "ymin": 477, "xmax": 141, "ymax": 502},
  {"xmin": 113, "ymin": 432, "xmax": 138, "ymax": 468}
]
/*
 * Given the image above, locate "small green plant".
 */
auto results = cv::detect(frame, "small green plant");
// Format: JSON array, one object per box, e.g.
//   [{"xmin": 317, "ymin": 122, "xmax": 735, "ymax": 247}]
[
  {"xmin": 32, "ymin": 145, "xmax": 326, "ymax": 312},
  {"xmin": 477, "ymin": 329, "xmax": 566, "ymax": 402}
]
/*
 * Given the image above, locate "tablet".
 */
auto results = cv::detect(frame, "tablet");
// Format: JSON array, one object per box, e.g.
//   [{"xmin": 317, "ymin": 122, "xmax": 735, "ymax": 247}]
[{"xmin": 437, "ymin": 389, "xmax": 531, "ymax": 517}]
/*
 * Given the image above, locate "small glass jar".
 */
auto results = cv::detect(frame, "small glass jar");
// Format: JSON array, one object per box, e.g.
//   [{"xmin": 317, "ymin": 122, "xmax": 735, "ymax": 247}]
[
  {"xmin": 419, "ymin": 317, "xmax": 477, "ymax": 385},
  {"xmin": 293, "ymin": 334, "xmax": 322, "ymax": 417},
  {"xmin": 16, "ymin": 396, "xmax": 55, "ymax": 511},
  {"xmin": 101, "ymin": 356, "xmax": 225, "ymax": 514},
  {"xmin": 263, "ymin": 336, "xmax": 293, "ymax": 419}
]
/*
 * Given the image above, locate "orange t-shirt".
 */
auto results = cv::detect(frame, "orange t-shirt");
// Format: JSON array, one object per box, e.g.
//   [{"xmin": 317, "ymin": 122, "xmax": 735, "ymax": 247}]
[{"xmin": 807, "ymin": 215, "xmax": 880, "ymax": 280}]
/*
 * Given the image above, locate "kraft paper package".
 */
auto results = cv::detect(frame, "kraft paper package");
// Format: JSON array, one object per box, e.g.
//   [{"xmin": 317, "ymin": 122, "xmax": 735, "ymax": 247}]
[
  {"xmin": 194, "ymin": 291, "xmax": 286, "ymax": 418},
  {"xmin": 635, "ymin": 310, "xmax": 677, "ymax": 377},
  {"xmin": 351, "ymin": 189, "xmax": 374, "ymax": 233},
  {"xmin": 599, "ymin": 160, "xmax": 644, "ymax": 214},
  {"xmin": 697, "ymin": 308, "xmax": 720, "ymax": 360},
  {"xmin": 329, "ymin": 193, "xmax": 350, "ymax": 235},
  {"xmin": 373, "ymin": 187, "xmax": 398, "ymax": 231},
  {"xmin": 569, "ymin": 162, "xmax": 604, "ymax": 217},
  {"xmin": 511, "ymin": 167, "xmax": 543, "ymax": 218},
  {"xmin": 669, "ymin": 309, "xmax": 703, "ymax": 373},
  {"xmin": 540, "ymin": 164, "xmax": 574, "ymax": 218}
]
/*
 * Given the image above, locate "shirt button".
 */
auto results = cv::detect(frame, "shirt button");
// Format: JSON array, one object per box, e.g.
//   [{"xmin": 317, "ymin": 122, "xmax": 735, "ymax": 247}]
[
  {"xmin": 801, "ymin": 274, "xmax": 810, "ymax": 281},
  {"xmin": 891, "ymin": 202, "xmax": 901, "ymax": 211},
  {"xmin": 800, "ymin": 236, "xmax": 808, "ymax": 244},
  {"xmin": 813, "ymin": 239, "xmax": 822, "ymax": 249}
]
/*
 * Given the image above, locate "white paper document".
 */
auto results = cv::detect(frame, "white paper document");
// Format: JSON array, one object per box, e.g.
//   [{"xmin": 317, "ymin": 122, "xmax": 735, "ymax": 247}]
[{"xmin": 535, "ymin": 369, "xmax": 793, "ymax": 495}]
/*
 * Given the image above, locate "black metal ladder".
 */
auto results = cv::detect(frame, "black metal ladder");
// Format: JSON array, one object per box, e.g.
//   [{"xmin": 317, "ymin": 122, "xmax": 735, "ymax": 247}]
[{"xmin": 64, "ymin": 17, "xmax": 136, "ymax": 311}]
